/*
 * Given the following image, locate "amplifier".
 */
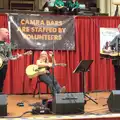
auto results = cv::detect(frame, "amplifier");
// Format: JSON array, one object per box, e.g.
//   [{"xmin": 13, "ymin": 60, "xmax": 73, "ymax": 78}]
[
  {"xmin": 0, "ymin": 94, "xmax": 7, "ymax": 116},
  {"xmin": 52, "ymin": 93, "xmax": 84, "ymax": 114}
]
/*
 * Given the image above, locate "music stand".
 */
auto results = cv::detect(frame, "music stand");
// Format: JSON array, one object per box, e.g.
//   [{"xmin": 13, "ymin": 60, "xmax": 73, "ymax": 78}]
[{"xmin": 73, "ymin": 60, "xmax": 98, "ymax": 104}]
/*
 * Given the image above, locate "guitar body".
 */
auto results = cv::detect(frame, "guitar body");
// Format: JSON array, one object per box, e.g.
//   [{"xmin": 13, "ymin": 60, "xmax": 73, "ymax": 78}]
[
  {"xmin": 26, "ymin": 64, "xmax": 46, "ymax": 78},
  {"xmin": 0, "ymin": 53, "xmax": 7, "ymax": 70},
  {"xmin": 26, "ymin": 63, "xmax": 66, "ymax": 78}
]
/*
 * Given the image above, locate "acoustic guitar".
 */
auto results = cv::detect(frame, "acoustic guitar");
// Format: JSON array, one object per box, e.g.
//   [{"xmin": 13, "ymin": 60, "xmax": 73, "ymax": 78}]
[
  {"xmin": 25, "ymin": 63, "xmax": 66, "ymax": 79},
  {"xmin": 0, "ymin": 51, "xmax": 32, "ymax": 70}
]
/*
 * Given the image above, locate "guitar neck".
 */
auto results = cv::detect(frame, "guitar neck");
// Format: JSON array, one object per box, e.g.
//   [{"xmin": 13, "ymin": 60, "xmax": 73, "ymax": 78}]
[
  {"xmin": 21, "ymin": 53, "xmax": 28, "ymax": 56},
  {"xmin": 55, "ymin": 63, "xmax": 62, "ymax": 66},
  {"xmin": 20, "ymin": 51, "xmax": 32, "ymax": 56},
  {"xmin": 55, "ymin": 63, "xmax": 66, "ymax": 66}
]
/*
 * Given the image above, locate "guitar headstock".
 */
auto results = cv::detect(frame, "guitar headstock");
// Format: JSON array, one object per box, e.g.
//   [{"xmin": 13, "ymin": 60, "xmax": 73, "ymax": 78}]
[
  {"xmin": 60, "ymin": 63, "xmax": 67, "ymax": 67},
  {"xmin": 24, "ymin": 51, "xmax": 33, "ymax": 55}
]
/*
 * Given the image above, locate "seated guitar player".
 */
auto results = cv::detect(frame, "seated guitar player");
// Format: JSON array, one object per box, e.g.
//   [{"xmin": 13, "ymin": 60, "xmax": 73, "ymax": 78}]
[{"xmin": 36, "ymin": 51, "xmax": 66, "ymax": 97}]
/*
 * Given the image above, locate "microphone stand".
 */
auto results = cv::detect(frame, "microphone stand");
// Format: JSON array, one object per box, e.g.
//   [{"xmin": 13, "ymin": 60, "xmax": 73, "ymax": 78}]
[
  {"xmin": 118, "ymin": 38, "xmax": 120, "ymax": 57},
  {"xmin": 51, "ymin": 39, "xmax": 55, "ymax": 91},
  {"xmin": 51, "ymin": 52, "xmax": 55, "ymax": 86}
]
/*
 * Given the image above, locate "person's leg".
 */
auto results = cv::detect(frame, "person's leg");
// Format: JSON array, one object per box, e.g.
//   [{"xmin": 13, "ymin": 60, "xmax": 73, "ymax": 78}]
[
  {"xmin": 69, "ymin": 8, "xmax": 74, "ymax": 15},
  {"xmin": 54, "ymin": 7, "xmax": 60, "ymax": 14},
  {"xmin": 39, "ymin": 74, "xmax": 58, "ymax": 96},
  {"xmin": 73, "ymin": 8, "xmax": 80, "ymax": 15},
  {"xmin": 59, "ymin": 7, "xmax": 66, "ymax": 14},
  {"xmin": 114, "ymin": 65, "xmax": 120, "ymax": 90},
  {"xmin": 48, "ymin": 73, "xmax": 66, "ymax": 93},
  {"xmin": 49, "ymin": 7, "xmax": 54, "ymax": 11},
  {"xmin": 48, "ymin": 73, "xmax": 61, "ymax": 93},
  {"xmin": 0, "ymin": 65, "xmax": 8, "ymax": 92}
]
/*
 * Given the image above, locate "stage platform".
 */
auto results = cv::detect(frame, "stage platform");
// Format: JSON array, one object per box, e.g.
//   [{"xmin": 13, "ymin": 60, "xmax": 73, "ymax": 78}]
[{"xmin": 1, "ymin": 92, "xmax": 120, "ymax": 120}]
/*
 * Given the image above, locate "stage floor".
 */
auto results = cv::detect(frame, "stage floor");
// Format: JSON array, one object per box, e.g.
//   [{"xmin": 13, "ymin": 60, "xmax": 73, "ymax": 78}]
[{"xmin": 1, "ymin": 92, "xmax": 120, "ymax": 120}]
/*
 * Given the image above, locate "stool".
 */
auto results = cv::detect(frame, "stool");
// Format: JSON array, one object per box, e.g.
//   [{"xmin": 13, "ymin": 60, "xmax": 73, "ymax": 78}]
[{"xmin": 33, "ymin": 77, "xmax": 49, "ymax": 98}]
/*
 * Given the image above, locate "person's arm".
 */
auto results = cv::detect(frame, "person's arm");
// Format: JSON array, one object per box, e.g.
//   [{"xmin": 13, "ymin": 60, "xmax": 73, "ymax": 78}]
[
  {"xmin": 67, "ymin": 1, "xmax": 72, "ymax": 8},
  {"xmin": 54, "ymin": 0, "xmax": 58, "ymax": 7},
  {"xmin": 7, "ymin": 43, "xmax": 21, "ymax": 60},
  {"xmin": 36, "ymin": 60, "xmax": 53, "ymax": 68},
  {"xmin": 74, "ymin": 1, "xmax": 79, "ymax": 8},
  {"xmin": 71, "ymin": 1, "xmax": 79, "ymax": 11},
  {"xmin": 109, "ymin": 36, "xmax": 117, "ymax": 47},
  {"xmin": 36, "ymin": 60, "xmax": 48, "ymax": 67},
  {"xmin": 36, "ymin": 60, "xmax": 50, "ymax": 74},
  {"xmin": 55, "ymin": 4, "xmax": 59, "ymax": 8},
  {"xmin": 59, "ymin": 6, "xmax": 64, "ymax": 9},
  {"xmin": 76, "ymin": 1, "xmax": 80, "ymax": 8},
  {"xmin": 55, "ymin": 5, "xmax": 64, "ymax": 9},
  {"xmin": 54, "ymin": 0, "xmax": 64, "ymax": 9},
  {"xmin": 102, "ymin": 45, "xmax": 112, "ymax": 53}
]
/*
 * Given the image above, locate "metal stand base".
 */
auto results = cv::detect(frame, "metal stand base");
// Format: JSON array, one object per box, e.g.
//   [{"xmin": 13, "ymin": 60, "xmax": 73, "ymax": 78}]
[
  {"xmin": 82, "ymin": 71, "xmax": 98, "ymax": 105},
  {"xmin": 85, "ymin": 93, "xmax": 98, "ymax": 104}
]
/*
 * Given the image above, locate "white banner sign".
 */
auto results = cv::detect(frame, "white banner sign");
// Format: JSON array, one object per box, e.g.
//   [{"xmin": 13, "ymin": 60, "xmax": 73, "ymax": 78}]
[{"xmin": 100, "ymin": 27, "xmax": 119, "ymax": 53}]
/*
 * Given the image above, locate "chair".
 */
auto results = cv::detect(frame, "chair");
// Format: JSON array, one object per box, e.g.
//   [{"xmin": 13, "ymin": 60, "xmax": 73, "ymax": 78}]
[{"xmin": 33, "ymin": 77, "xmax": 49, "ymax": 98}]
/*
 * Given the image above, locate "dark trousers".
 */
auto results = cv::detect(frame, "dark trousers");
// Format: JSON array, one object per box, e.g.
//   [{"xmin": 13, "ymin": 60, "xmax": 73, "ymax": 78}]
[
  {"xmin": 114, "ymin": 65, "xmax": 120, "ymax": 90},
  {"xmin": 69, "ymin": 8, "xmax": 80, "ymax": 15},
  {"xmin": 54, "ymin": 7, "xmax": 67, "ymax": 15},
  {"xmin": 0, "ymin": 65, "xmax": 8, "ymax": 92},
  {"xmin": 39, "ymin": 73, "xmax": 61, "ymax": 96}
]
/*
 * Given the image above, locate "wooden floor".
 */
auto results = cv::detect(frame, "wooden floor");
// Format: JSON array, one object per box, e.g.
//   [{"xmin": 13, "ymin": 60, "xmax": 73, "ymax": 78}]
[{"xmin": 1, "ymin": 92, "xmax": 118, "ymax": 119}]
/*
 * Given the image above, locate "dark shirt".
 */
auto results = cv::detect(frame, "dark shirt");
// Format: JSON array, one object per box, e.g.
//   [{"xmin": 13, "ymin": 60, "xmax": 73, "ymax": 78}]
[{"xmin": 109, "ymin": 34, "xmax": 120, "ymax": 51}]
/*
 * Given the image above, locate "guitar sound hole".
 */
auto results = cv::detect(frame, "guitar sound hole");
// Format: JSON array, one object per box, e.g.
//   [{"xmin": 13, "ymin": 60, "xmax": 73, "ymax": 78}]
[
  {"xmin": 34, "ymin": 69, "xmax": 38, "ymax": 72},
  {"xmin": 33, "ymin": 67, "xmax": 38, "ymax": 72}
]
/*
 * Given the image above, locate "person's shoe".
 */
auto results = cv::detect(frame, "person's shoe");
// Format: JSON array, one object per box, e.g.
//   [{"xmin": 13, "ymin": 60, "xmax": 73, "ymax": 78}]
[{"xmin": 60, "ymin": 86, "xmax": 66, "ymax": 93}]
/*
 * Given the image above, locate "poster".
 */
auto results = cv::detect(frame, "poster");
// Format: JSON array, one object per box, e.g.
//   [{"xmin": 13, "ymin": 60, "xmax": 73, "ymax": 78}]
[
  {"xmin": 100, "ymin": 27, "xmax": 119, "ymax": 56},
  {"xmin": 9, "ymin": 14, "xmax": 75, "ymax": 50}
]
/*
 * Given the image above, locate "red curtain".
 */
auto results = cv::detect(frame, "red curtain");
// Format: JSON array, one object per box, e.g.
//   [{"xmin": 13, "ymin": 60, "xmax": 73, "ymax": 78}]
[{"xmin": 0, "ymin": 14, "xmax": 119, "ymax": 94}]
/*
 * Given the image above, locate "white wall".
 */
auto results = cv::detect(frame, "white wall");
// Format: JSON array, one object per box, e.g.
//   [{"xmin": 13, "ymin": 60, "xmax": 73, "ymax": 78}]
[
  {"xmin": 0, "ymin": 0, "xmax": 3, "ymax": 8},
  {"xmin": 97, "ymin": 0, "xmax": 120, "ymax": 16},
  {"xmin": 111, "ymin": 0, "xmax": 120, "ymax": 16},
  {"xmin": 39, "ymin": 0, "xmax": 46, "ymax": 10}
]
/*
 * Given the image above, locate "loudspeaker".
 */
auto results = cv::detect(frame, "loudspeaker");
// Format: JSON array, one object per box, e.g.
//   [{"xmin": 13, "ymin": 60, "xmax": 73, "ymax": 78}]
[
  {"xmin": 0, "ymin": 94, "xmax": 7, "ymax": 116},
  {"xmin": 52, "ymin": 93, "xmax": 84, "ymax": 114},
  {"xmin": 107, "ymin": 90, "xmax": 120, "ymax": 112}
]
